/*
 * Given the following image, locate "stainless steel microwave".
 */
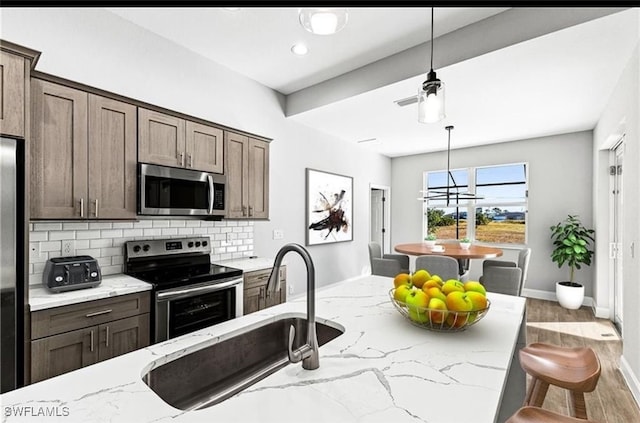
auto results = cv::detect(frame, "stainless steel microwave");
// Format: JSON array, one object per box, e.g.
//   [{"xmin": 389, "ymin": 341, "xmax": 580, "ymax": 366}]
[{"xmin": 138, "ymin": 163, "xmax": 226, "ymax": 217}]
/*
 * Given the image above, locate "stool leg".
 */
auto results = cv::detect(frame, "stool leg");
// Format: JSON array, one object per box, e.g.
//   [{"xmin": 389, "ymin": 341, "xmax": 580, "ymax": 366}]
[
  {"xmin": 529, "ymin": 380, "xmax": 549, "ymax": 408},
  {"xmin": 523, "ymin": 376, "xmax": 538, "ymax": 405},
  {"xmin": 568, "ymin": 391, "xmax": 588, "ymax": 419}
]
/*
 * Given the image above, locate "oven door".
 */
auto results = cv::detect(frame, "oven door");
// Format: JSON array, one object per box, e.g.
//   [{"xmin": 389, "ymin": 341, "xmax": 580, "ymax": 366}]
[
  {"xmin": 139, "ymin": 163, "xmax": 226, "ymax": 217},
  {"xmin": 154, "ymin": 277, "xmax": 243, "ymax": 343}
]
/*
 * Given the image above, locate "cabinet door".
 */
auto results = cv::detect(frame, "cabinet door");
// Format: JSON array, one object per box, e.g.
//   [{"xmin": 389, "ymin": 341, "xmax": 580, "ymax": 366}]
[
  {"xmin": 30, "ymin": 327, "xmax": 98, "ymax": 383},
  {"xmin": 138, "ymin": 107, "xmax": 186, "ymax": 168},
  {"xmin": 186, "ymin": 121, "xmax": 223, "ymax": 173},
  {"xmin": 0, "ymin": 51, "xmax": 25, "ymax": 138},
  {"xmin": 248, "ymin": 138, "xmax": 269, "ymax": 219},
  {"xmin": 243, "ymin": 286, "xmax": 264, "ymax": 316},
  {"xmin": 225, "ymin": 131, "xmax": 249, "ymax": 218},
  {"xmin": 88, "ymin": 94, "xmax": 137, "ymax": 219},
  {"xmin": 30, "ymin": 80, "xmax": 88, "ymax": 219},
  {"xmin": 98, "ymin": 314, "xmax": 150, "ymax": 362}
]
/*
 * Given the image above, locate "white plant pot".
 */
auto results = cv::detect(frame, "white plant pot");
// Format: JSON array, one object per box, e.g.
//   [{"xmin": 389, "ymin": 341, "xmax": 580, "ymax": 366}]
[
  {"xmin": 459, "ymin": 242, "xmax": 471, "ymax": 250},
  {"xmin": 423, "ymin": 240, "xmax": 437, "ymax": 248},
  {"xmin": 556, "ymin": 281, "xmax": 584, "ymax": 309}
]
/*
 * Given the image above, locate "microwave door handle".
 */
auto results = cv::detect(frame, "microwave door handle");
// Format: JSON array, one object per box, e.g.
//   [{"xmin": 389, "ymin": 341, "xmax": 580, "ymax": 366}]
[{"xmin": 207, "ymin": 174, "xmax": 214, "ymax": 214}]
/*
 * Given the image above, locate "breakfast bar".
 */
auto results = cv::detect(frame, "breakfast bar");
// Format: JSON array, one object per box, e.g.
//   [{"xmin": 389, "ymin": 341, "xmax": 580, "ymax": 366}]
[{"xmin": 1, "ymin": 275, "xmax": 526, "ymax": 423}]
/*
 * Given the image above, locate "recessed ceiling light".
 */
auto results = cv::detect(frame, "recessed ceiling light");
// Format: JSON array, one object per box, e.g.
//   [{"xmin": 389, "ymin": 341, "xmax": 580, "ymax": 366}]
[
  {"xmin": 291, "ymin": 43, "xmax": 308, "ymax": 56},
  {"xmin": 299, "ymin": 8, "xmax": 348, "ymax": 35}
]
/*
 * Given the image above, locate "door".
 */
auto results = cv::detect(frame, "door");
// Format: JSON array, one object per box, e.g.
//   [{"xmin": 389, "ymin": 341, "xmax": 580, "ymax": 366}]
[
  {"xmin": 31, "ymin": 80, "xmax": 88, "ymax": 219},
  {"xmin": 186, "ymin": 121, "xmax": 223, "ymax": 173},
  {"xmin": 138, "ymin": 108, "xmax": 186, "ymax": 168},
  {"xmin": 612, "ymin": 140, "xmax": 624, "ymax": 332},
  {"xmin": 248, "ymin": 138, "xmax": 269, "ymax": 218},
  {"xmin": 30, "ymin": 327, "xmax": 98, "ymax": 383},
  {"xmin": 370, "ymin": 185, "xmax": 390, "ymax": 253},
  {"xmin": 225, "ymin": 131, "xmax": 249, "ymax": 218},
  {"xmin": 88, "ymin": 94, "xmax": 137, "ymax": 219}
]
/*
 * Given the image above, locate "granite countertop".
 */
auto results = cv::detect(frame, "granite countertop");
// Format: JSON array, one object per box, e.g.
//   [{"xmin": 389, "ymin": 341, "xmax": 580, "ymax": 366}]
[
  {"xmin": 6, "ymin": 275, "xmax": 526, "ymax": 422},
  {"xmin": 29, "ymin": 274, "xmax": 152, "ymax": 311},
  {"xmin": 213, "ymin": 256, "xmax": 278, "ymax": 272}
]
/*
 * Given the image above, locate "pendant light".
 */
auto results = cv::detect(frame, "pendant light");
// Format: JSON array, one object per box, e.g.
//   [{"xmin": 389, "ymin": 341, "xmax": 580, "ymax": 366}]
[
  {"xmin": 418, "ymin": 8, "xmax": 445, "ymax": 123},
  {"xmin": 419, "ymin": 126, "xmax": 482, "ymax": 206}
]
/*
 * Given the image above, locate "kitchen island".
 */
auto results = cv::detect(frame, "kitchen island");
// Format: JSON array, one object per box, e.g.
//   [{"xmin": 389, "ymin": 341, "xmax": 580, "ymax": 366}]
[{"xmin": 2, "ymin": 275, "xmax": 526, "ymax": 423}]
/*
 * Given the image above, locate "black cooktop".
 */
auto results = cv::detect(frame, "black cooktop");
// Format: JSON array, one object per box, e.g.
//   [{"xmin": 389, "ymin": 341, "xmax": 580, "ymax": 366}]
[{"xmin": 128, "ymin": 263, "xmax": 243, "ymax": 290}]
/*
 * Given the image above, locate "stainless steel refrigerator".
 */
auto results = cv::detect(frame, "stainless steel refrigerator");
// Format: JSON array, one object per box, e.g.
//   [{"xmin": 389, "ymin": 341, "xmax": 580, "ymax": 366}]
[{"xmin": 1, "ymin": 136, "xmax": 25, "ymax": 393}]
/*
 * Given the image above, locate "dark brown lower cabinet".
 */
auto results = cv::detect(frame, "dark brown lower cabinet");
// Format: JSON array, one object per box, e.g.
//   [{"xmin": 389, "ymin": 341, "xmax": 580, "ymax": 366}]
[
  {"xmin": 243, "ymin": 267, "xmax": 286, "ymax": 315},
  {"xmin": 30, "ymin": 292, "xmax": 150, "ymax": 383}
]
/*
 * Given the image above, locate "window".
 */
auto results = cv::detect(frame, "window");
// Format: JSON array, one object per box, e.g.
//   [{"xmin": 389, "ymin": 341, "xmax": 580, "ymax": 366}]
[{"xmin": 424, "ymin": 163, "xmax": 528, "ymax": 245}]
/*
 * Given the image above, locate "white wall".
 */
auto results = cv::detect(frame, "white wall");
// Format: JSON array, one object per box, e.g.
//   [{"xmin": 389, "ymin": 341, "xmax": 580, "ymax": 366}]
[
  {"xmin": 390, "ymin": 131, "xmax": 594, "ymax": 295},
  {"xmin": 594, "ymin": 39, "xmax": 640, "ymax": 403},
  {"xmin": 0, "ymin": 8, "xmax": 391, "ymax": 295}
]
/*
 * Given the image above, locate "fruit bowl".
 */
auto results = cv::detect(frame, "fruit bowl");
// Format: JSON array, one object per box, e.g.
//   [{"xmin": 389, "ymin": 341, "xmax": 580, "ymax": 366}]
[{"xmin": 388, "ymin": 288, "xmax": 490, "ymax": 332}]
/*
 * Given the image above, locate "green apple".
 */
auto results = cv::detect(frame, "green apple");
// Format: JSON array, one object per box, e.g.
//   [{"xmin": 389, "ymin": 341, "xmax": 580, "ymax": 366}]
[
  {"xmin": 393, "ymin": 284, "xmax": 413, "ymax": 304},
  {"xmin": 405, "ymin": 289, "xmax": 429, "ymax": 323},
  {"xmin": 463, "ymin": 281, "xmax": 487, "ymax": 296}
]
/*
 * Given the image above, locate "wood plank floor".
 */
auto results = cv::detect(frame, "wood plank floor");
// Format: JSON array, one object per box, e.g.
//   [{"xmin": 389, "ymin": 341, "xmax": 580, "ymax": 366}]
[{"xmin": 525, "ymin": 298, "xmax": 640, "ymax": 423}]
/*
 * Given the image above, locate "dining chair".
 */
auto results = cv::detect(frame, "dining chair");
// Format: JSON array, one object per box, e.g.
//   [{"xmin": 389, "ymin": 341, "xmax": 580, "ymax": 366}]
[
  {"xmin": 415, "ymin": 255, "xmax": 460, "ymax": 281},
  {"xmin": 479, "ymin": 248, "xmax": 531, "ymax": 295},
  {"xmin": 433, "ymin": 239, "xmax": 470, "ymax": 281},
  {"xmin": 479, "ymin": 266, "xmax": 523, "ymax": 296},
  {"xmin": 368, "ymin": 242, "xmax": 410, "ymax": 277}
]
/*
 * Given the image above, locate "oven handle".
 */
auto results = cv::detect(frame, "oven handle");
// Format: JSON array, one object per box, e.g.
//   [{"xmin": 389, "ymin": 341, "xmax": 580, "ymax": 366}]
[
  {"xmin": 207, "ymin": 174, "xmax": 214, "ymax": 215},
  {"xmin": 157, "ymin": 278, "xmax": 242, "ymax": 301}
]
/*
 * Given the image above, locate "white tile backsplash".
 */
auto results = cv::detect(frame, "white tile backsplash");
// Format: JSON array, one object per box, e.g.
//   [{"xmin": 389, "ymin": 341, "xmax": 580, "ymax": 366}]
[{"xmin": 28, "ymin": 219, "xmax": 254, "ymax": 285}]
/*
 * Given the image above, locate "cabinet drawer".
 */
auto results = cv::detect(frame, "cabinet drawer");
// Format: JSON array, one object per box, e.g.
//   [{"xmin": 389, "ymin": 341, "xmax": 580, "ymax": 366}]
[
  {"xmin": 243, "ymin": 267, "xmax": 286, "ymax": 289},
  {"xmin": 31, "ymin": 292, "xmax": 151, "ymax": 339}
]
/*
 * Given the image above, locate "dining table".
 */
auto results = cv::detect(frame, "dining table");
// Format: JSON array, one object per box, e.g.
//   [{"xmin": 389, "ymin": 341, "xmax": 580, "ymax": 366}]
[{"xmin": 394, "ymin": 242, "xmax": 504, "ymax": 276}]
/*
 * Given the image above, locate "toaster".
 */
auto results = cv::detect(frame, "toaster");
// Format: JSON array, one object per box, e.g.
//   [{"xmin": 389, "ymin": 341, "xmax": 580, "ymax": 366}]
[{"xmin": 42, "ymin": 256, "xmax": 102, "ymax": 293}]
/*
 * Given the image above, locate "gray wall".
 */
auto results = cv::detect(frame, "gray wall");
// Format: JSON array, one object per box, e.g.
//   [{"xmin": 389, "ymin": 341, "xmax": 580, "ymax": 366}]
[
  {"xmin": 1, "ymin": 8, "xmax": 392, "ymax": 295},
  {"xmin": 390, "ymin": 131, "xmax": 594, "ymax": 296}
]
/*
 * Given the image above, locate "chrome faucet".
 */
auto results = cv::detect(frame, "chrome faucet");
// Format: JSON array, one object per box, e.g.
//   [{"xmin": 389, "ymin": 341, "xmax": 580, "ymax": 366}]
[{"xmin": 267, "ymin": 243, "xmax": 319, "ymax": 370}]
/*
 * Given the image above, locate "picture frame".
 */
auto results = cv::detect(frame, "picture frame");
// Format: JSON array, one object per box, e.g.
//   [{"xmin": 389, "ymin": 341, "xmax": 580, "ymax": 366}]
[{"xmin": 305, "ymin": 168, "xmax": 353, "ymax": 246}]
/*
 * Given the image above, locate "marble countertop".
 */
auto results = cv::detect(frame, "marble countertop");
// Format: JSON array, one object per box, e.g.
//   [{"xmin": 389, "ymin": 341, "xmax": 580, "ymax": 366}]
[
  {"xmin": 6, "ymin": 275, "xmax": 526, "ymax": 423},
  {"xmin": 29, "ymin": 274, "xmax": 152, "ymax": 311},
  {"xmin": 213, "ymin": 256, "xmax": 277, "ymax": 272}
]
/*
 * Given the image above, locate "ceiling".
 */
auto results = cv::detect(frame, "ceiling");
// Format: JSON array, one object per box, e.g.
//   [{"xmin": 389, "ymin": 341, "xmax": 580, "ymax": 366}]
[{"xmin": 108, "ymin": 7, "xmax": 639, "ymax": 157}]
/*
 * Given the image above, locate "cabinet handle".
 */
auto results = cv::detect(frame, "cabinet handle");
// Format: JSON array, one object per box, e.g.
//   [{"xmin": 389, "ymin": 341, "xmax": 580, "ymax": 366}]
[
  {"xmin": 94, "ymin": 199, "xmax": 99, "ymax": 218},
  {"xmin": 178, "ymin": 152, "xmax": 184, "ymax": 167},
  {"xmin": 79, "ymin": 198, "xmax": 84, "ymax": 218},
  {"xmin": 90, "ymin": 330, "xmax": 94, "ymax": 352},
  {"xmin": 249, "ymin": 206, "xmax": 253, "ymax": 217},
  {"xmin": 85, "ymin": 309, "xmax": 112, "ymax": 318},
  {"xmin": 259, "ymin": 286, "xmax": 264, "ymax": 299},
  {"xmin": 242, "ymin": 205, "xmax": 247, "ymax": 216},
  {"xmin": 105, "ymin": 326, "xmax": 109, "ymax": 347},
  {"xmin": 188, "ymin": 154, "xmax": 192, "ymax": 168}
]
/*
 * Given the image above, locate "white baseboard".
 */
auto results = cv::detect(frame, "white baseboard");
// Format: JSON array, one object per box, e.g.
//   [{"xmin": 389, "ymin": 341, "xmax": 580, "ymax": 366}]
[
  {"xmin": 593, "ymin": 305, "xmax": 611, "ymax": 319},
  {"xmin": 521, "ymin": 288, "xmax": 594, "ymax": 308},
  {"xmin": 620, "ymin": 356, "xmax": 640, "ymax": 410}
]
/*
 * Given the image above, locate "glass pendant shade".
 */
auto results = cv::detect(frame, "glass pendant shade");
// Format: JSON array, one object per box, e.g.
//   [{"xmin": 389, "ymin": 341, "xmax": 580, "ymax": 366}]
[
  {"xmin": 299, "ymin": 9, "xmax": 348, "ymax": 35},
  {"xmin": 418, "ymin": 70, "xmax": 445, "ymax": 123}
]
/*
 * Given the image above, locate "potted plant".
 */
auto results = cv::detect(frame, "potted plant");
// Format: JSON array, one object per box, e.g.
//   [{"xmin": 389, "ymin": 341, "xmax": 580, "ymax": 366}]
[
  {"xmin": 424, "ymin": 233, "xmax": 437, "ymax": 248},
  {"xmin": 459, "ymin": 237, "xmax": 471, "ymax": 249},
  {"xmin": 550, "ymin": 215, "xmax": 595, "ymax": 309}
]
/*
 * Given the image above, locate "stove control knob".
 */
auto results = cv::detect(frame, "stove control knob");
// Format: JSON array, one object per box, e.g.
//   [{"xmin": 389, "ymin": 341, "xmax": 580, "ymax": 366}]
[
  {"xmin": 142, "ymin": 244, "xmax": 150, "ymax": 252},
  {"xmin": 195, "ymin": 241, "xmax": 201, "ymax": 247},
  {"xmin": 202, "ymin": 241, "xmax": 208, "ymax": 247},
  {"xmin": 188, "ymin": 242, "xmax": 194, "ymax": 248},
  {"xmin": 133, "ymin": 245, "xmax": 141, "ymax": 253}
]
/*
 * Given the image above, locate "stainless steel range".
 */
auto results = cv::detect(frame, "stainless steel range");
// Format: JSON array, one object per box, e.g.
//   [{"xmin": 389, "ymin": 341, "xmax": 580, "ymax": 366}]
[{"xmin": 124, "ymin": 237, "xmax": 243, "ymax": 343}]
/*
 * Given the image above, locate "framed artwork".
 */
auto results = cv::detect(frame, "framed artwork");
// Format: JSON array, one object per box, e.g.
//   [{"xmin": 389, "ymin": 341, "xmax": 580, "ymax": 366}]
[{"xmin": 306, "ymin": 168, "xmax": 353, "ymax": 246}]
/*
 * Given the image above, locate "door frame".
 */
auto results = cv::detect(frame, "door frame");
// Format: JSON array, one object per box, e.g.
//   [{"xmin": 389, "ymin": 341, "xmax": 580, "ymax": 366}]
[
  {"xmin": 369, "ymin": 184, "xmax": 391, "ymax": 254},
  {"xmin": 610, "ymin": 137, "xmax": 625, "ymax": 333}
]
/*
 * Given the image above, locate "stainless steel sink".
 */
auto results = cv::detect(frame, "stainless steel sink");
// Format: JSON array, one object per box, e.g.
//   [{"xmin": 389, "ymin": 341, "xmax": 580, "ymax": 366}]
[{"xmin": 142, "ymin": 315, "xmax": 344, "ymax": 411}]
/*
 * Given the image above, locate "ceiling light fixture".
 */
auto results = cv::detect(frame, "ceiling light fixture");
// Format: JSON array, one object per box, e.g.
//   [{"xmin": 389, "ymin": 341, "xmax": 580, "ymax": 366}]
[
  {"xmin": 291, "ymin": 43, "xmax": 309, "ymax": 56},
  {"xmin": 419, "ymin": 126, "xmax": 482, "ymax": 206},
  {"xmin": 299, "ymin": 8, "xmax": 348, "ymax": 35},
  {"xmin": 418, "ymin": 7, "xmax": 445, "ymax": 124}
]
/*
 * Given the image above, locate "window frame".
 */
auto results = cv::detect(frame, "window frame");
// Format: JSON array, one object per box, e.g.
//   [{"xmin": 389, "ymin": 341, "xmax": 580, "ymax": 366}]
[{"xmin": 423, "ymin": 162, "xmax": 528, "ymax": 247}]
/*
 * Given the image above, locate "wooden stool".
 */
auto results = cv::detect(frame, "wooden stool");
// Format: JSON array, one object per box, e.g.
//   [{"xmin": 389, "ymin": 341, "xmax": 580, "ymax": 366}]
[
  {"xmin": 519, "ymin": 343, "xmax": 601, "ymax": 420},
  {"xmin": 507, "ymin": 406, "xmax": 599, "ymax": 423}
]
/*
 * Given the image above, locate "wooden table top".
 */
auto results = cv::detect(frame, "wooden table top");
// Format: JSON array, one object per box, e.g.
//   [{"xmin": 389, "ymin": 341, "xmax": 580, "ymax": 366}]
[{"xmin": 394, "ymin": 242, "xmax": 503, "ymax": 259}]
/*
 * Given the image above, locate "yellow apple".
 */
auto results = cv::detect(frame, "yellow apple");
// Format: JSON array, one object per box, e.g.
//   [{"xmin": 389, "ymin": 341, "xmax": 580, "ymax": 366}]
[
  {"xmin": 393, "ymin": 273, "xmax": 412, "ymax": 288},
  {"xmin": 405, "ymin": 289, "xmax": 429, "ymax": 323},
  {"xmin": 424, "ymin": 286, "xmax": 447, "ymax": 303},
  {"xmin": 411, "ymin": 269, "xmax": 431, "ymax": 289},
  {"xmin": 463, "ymin": 281, "xmax": 487, "ymax": 296},
  {"xmin": 427, "ymin": 297, "xmax": 448, "ymax": 324},
  {"xmin": 393, "ymin": 285, "xmax": 413, "ymax": 304},
  {"xmin": 442, "ymin": 280, "xmax": 465, "ymax": 295}
]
